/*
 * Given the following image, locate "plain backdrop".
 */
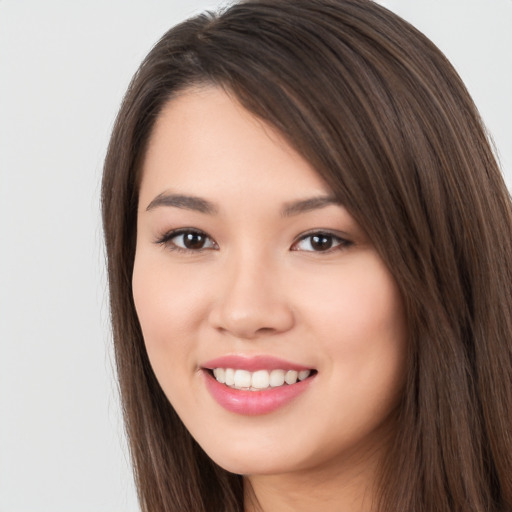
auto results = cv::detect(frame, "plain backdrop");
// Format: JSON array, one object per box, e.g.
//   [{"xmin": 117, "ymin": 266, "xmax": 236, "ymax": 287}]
[{"xmin": 0, "ymin": 1, "xmax": 510, "ymax": 510}]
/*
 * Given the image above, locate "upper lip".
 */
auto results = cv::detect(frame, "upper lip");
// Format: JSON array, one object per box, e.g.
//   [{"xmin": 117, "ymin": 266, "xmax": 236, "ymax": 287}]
[{"xmin": 201, "ymin": 355, "xmax": 313, "ymax": 372}]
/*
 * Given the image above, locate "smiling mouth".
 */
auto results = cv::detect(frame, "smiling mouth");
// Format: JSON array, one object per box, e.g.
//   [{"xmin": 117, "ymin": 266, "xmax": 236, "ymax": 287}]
[{"xmin": 208, "ymin": 368, "xmax": 315, "ymax": 391}]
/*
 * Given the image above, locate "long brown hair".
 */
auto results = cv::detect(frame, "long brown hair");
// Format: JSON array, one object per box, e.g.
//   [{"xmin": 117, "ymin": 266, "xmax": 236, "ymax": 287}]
[{"xmin": 101, "ymin": 1, "xmax": 512, "ymax": 510}]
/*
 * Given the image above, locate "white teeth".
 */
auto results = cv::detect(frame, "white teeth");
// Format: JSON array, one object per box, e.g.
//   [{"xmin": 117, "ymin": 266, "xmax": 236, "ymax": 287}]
[
  {"xmin": 285, "ymin": 370, "xmax": 298, "ymax": 385},
  {"xmin": 213, "ymin": 368, "xmax": 225, "ymax": 384},
  {"xmin": 298, "ymin": 370, "xmax": 311, "ymax": 381},
  {"xmin": 225, "ymin": 368, "xmax": 235, "ymax": 386},
  {"xmin": 211, "ymin": 368, "xmax": 312, "ymax": 390},
  {"xmin": 234, "ymin": 369, "xmax": 251, "ymax": 389},
  {"xmin": 251, "ymin": 370, "xmax": 270, "ymax": 389},
  {"xmin": 269, "ymin": 369, "xmax": 285, "ymax": 387}
]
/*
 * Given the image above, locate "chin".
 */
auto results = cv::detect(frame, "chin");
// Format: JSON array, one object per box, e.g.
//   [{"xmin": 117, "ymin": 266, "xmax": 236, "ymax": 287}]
[
  {"xmin": 197, "ymin": 435, "xmax": 305, "ymax": 476},
  {"xmin": 211, "ymin": 454, "xmax": 298, "ymax": 477}
]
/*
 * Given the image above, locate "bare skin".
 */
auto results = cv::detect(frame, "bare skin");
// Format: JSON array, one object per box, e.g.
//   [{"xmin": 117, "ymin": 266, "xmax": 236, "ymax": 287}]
[{"xmin": 133, "ymin": 86, "xmax": 407, "ymax": 512}]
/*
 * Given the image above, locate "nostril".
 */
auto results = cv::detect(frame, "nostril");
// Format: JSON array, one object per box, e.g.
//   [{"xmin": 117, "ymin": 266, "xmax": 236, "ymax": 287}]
[{"xmin": 255, "ymin": 327, "xmax": 277, "ymax": 335}]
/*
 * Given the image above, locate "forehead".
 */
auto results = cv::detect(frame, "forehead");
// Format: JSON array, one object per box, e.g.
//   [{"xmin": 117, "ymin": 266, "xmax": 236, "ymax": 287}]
[{"xmin": 139, "ymin": 86, "xmax": 331, "ymax": 208}]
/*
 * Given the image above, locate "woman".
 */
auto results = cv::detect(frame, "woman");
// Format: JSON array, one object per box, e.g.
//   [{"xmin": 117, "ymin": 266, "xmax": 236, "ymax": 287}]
[{"xmin": 101, "ymin": 0, "xmax": 512, "ymax": 510}]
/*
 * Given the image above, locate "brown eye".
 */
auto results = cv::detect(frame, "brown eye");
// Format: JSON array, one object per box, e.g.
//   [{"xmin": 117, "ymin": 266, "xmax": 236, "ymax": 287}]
[
  {"xmin": 310, "ymin": 234, "xmax": 334, "ymax": 251},
  {"xmin": 158, "ymin": 229, "xmax": 217, "ymax": 252},
  {"xmin": 292, "ymin": 232, "xmax": 351, "ymax": 252},
  {"xmin": 182, "ymin": 232, "xmax": 208, "ymax": 249}
]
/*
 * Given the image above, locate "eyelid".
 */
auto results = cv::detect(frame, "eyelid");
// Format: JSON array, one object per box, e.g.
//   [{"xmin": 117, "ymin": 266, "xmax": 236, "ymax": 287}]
[
  {"xmin": 155, "ymin": 228, "xmax": 218, "ymax": 252},
  {"xmin": 154, "ymin": 227, "xmax": 352, "ymax": 254},
  {"xmin": 291, "ymin": 229, "xmax": 353, "ymax": 252}
]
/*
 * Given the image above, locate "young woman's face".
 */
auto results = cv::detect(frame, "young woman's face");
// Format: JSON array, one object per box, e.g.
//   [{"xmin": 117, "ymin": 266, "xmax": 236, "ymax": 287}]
[{"xmin": 133, "ymin": 87, "xmax": 407, "ymax": 479}]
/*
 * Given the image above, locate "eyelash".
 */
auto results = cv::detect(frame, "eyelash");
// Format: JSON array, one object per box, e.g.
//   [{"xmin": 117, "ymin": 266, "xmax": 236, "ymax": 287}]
[
  {"xmin": 155, "ymin": 228, "xmax": 218, "ymax": 253},
  {"xmin": 292, "ymin": 230, "xmax": 353, "ymax": 253},
  {"xmin": 155, "ymin": 229, "xmax": 353, "ymax": 254}
]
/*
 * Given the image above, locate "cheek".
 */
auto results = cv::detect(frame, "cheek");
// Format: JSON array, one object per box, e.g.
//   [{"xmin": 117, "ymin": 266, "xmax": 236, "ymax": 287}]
[
  {"xmin": 295, "ymin": 254, "xmax": 407, "ymax": 387},
  {"xmin": 344, "ymin": 266, "xmax": 407, "ymax": 405},
  {"xmin": 303, "ymin": 258, "xmax": 404, "ymax": 341},
  {"xmin": 306, "ymin": 261, "xmax": 407, "ymax": 439},
  {"xmin": 131, "ymin": 253, "xmax": 209, "ymax": 373}
]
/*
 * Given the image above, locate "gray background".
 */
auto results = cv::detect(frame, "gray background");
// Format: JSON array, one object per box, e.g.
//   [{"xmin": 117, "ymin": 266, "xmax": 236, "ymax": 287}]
[{"xmin": 1, "ymin": 1, "xmax": 510, "ymax": 510}]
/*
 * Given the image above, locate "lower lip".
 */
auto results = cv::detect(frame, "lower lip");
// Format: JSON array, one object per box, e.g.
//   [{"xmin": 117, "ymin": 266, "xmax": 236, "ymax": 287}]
[{"xmin": 203, "ymin": 370, "xmax": 314, "ymax": 415}]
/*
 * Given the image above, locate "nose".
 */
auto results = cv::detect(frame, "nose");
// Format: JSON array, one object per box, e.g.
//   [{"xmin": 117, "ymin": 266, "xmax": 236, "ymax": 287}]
[{"xmin": 208, "ymin": 254, "xmax": 295, "ymax": 340}]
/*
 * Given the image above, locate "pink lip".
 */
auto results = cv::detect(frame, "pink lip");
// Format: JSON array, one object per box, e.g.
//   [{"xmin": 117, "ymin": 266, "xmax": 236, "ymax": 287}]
[
  {"xmin": 201, "ymin": 355, "xmax": 316, "ymax": 416},
  {"xmin": 202, "ymin": 355, "xmax": 311, "ymax": 372}
]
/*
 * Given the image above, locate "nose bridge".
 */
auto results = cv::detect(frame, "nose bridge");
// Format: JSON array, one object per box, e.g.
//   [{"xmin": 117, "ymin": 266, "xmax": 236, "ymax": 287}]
[{"xmin": 209, "ymin": 246, "xmax": 294, "ymax": 338}]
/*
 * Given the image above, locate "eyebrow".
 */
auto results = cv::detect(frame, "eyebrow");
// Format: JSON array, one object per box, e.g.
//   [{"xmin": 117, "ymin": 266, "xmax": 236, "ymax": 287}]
[
  {"xmin": 145, "ymin": 192, "xmax": 341, "ymax": 216},
  {"xmin": 281, "ymin": 195, "xmax": 341, "ymax": 217},
  {"xmin": 146, "ymin": 193, "xmax": 218, "ymax": 214}
]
